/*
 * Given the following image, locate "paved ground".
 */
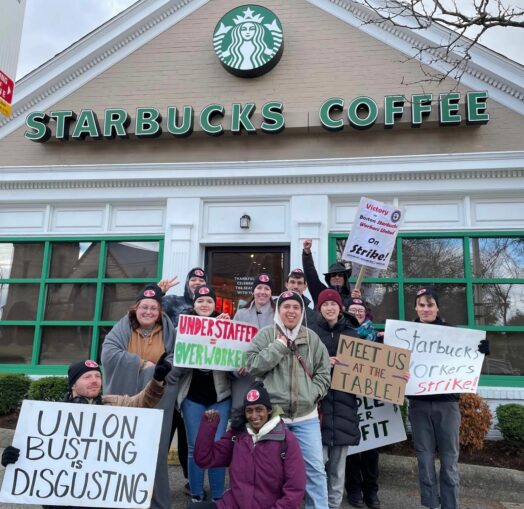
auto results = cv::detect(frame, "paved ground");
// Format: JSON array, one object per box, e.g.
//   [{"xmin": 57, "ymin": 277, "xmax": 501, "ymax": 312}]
[{"xmin": 1, "ymin": 425, "xmax": 523, "ymax": 508}]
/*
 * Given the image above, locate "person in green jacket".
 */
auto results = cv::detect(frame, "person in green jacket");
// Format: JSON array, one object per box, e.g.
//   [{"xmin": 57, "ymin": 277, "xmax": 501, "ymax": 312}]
[{"xmin": 246, "ymin": 290, "xmax": 331, "ymax": 509}]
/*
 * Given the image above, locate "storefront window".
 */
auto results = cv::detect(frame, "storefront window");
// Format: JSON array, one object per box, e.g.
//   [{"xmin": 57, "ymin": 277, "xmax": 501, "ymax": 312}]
[
  {"xmin": 330, "ymin": 232, "xmax": 524, "ymax": 382},
  {"xmin": 0, "ymin": 237, "xmax": 163, "ymax": 371}
]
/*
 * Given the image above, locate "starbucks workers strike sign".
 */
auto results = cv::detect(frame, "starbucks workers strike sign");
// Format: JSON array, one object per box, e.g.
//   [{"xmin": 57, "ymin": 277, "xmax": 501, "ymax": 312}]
[{"xmin": 213, "ymin": 5, "xmax": 284, "ymax": 78}]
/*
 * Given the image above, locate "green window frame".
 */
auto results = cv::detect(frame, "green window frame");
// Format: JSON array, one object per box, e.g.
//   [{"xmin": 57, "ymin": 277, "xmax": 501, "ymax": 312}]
[
  {"xmin": 329, "ymin": 231, "xmax": 524, "ymax": 388},
  {"xmin": 0, "ymin": 236, "xmax": 164, "ymax": 375}
]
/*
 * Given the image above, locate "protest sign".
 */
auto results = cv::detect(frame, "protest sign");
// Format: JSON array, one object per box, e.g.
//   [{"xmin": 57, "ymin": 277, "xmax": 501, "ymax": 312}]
[
  {"xmin": 174, "ymin": 314, "xmax": 258, "ymax": 370},
  {"xmin": 342, "ymin": 197, "xmax": 403, "ymax": 271},
  {"xmin": 331, "ymin": 335, "xmax": 411, "ymax": 405},
  {"xmin": 384, "ymin": 320, "xmax": 486, "ymax": 396},
  {"xmin": 347, "ymin": 397, "xmax": 406, "ymax": 455},
  {"xmin": 0, "ymin": 401, "xmax": 162, "ymax": 507}
]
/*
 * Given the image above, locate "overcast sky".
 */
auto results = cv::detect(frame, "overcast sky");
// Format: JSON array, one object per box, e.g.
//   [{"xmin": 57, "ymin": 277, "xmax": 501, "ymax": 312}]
[{"xmin": 16, "ymin": 0, "xmax": 524, "ymax": 79}]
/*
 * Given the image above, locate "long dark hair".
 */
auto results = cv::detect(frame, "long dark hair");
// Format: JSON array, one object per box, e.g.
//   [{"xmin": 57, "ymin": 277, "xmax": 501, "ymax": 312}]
[{"xmin": 128, "ymin": 301, "xmax": 163, "ymax": 330}]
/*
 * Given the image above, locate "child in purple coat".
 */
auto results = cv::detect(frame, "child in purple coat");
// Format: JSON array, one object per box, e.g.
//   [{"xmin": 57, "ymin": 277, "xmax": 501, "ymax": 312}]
[{"xmin": 190, "ymin": 382, "xmax": 306, "ymax": 509}]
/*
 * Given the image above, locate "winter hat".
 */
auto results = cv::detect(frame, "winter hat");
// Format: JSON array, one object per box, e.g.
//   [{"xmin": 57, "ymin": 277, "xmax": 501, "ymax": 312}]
[
  {"xmin": 317, "ymin": 289, "xmax": 343, "ymax": 311},
  {"xmin": 252, "ymin": 273, "xmax": 272, "ymax": 292},
  {"xmin": 277, "ymin": 290, "xmax": 304, "ymax": 309},
  {"xmin": 136, "ymin": 284, "xmax": 163, "ymax": 304},
  {"xmin": 287, "ymin": 268, "xmax": 305, "ymax": 280},
  {"xmin": 193, "ymin": 284, "xmax": 216, "ymax": 303},
  {"xmin": 347, "ymin": 297, "xmax": 367, "ymax": 310},
  {"xmin": 68, "ymin": 360, "xmax": 101, "ymax": 388},
  {"xmin": 415, "ymin": 286, "xmax": 440, "ymax": 307},
  {"xmin": 188, "ymin": 267, "xmax": 207, "ymax": 281},
  {"xmin": 243, "ymin": 382, "xmax": 272, "ymax": 411}
]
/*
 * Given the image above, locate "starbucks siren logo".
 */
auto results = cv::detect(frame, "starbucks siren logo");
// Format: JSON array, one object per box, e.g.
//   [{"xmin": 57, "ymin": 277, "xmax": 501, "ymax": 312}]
[{"xmin": 213, "ymin": 5, "xmax": 284, "ymax": 78}]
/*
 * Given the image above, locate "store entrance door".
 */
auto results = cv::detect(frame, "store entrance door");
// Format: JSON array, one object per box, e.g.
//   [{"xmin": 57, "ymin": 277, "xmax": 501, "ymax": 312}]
[{"xmin": 205, "ymin": 246, "xmax": 290, "ymax": 317}]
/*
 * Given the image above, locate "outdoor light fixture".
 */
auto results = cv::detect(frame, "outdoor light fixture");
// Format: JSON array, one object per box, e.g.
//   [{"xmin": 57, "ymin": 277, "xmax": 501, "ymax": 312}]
[{"xmin": 240, "ymin": 214, "xmax": 251, "ymax": 229}]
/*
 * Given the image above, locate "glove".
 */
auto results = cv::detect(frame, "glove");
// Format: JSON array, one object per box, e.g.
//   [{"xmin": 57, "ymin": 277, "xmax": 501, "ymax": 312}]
[
  {"xmin": 153, "ymin": 351, "xmax": 172, "ymax": 382},
  {"xmin": 1, "ymin": 445, "xmax": 20, "ymax": 467},
  {"xmin": 478, "ymin": 339, "xmax": 490, "ymax": 355}
]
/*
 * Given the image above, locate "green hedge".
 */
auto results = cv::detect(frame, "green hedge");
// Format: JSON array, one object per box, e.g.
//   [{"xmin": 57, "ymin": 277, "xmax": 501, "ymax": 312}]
[
  {"xmin": 27, "ymin": 376, "xmax": 68, "ymax": 402},
  {"xmin": 0, "ymin": 374, "xmax": 31, "ymax": 415},
  {"xmin": 496, "ymin": 404, "xmax": 524, "ymax": 445}
]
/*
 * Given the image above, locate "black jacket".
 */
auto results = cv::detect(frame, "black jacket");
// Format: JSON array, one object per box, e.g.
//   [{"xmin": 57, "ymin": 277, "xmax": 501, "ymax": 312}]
[
  {"xmin": 310, "ymin": 316, "xmax": 361, "ymax": 447},
  {"xmin": 302, "ymin": 250, "xmax": 351, "ymax": 309}
]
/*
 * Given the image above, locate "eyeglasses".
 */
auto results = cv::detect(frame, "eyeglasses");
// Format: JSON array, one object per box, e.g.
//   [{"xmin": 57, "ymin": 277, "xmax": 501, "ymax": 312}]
[{"xmin": 138, "ymin": 305, "xmax": 160, "ymax": 312}]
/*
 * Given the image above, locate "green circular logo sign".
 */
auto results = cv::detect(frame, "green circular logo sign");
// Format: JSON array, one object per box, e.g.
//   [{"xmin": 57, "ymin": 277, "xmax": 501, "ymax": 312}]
[{"xmin": 213, "ymin": 5, "xmax": 284, "ymax": 78}]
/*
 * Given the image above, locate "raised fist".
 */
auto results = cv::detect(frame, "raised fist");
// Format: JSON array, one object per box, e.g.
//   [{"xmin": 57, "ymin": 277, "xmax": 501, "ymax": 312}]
[{"xmin": 303, "ymin": 239, "xmax": 313, "ymax": 254}]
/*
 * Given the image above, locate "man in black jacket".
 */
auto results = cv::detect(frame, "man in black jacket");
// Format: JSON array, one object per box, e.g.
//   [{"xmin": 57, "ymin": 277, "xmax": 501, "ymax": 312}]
[
  {"xmin": 284, "ymin": 267, "xmax": 318, "ymax": 328},
  {"xmin": 408, "ymin": 287, "xmax": 490, "ymax": 509}
]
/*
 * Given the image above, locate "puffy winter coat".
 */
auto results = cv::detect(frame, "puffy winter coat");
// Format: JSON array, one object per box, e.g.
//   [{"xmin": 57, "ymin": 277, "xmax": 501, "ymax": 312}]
[
  {"xmin": 194, "ymin": 415, "xmax": 306, "ymax": 509},
  {"xmin": 310, "ymin": 316, "xmax": 361, "ymax": 447}
]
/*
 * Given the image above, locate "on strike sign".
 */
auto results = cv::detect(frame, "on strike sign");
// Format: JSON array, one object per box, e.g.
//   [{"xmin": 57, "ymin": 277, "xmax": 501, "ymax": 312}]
[
  {"xmin": 174, "ymin": 315, "xmax": 257, "ymax": 370},
  {"xmin": 0, "ymin": 401, "xmax": 162, "ymax": 507},
  {"xmin": 342, "ymin": 197, "xmax": 403, "ymax": 270}
]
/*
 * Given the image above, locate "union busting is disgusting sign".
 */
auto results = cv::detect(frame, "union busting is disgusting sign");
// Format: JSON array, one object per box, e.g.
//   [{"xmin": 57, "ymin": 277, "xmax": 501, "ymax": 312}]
[
  {"xmin": 0, "ymin": 401, "xmax": 163, "ymax": 507},
  {"xmin": 174, "ymin": 315, "xmax": 258, "ymax": 370},
  {"xmin": 384, "ymin": 320, "xmax": 486, "ymax": 396}
]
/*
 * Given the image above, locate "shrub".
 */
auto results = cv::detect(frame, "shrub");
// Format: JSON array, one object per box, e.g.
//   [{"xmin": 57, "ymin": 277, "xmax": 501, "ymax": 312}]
[
  {"xmin": 459, "ymin": 393, "xmax": 492, "ymax": 452},
  {"xmin": 0, "ymin": 373, "xmax": 31, "ymax": 415},
  {"xmin": 28, "ymin": 376, "xmax": 68, "ymax": 402},
  {"xmin": 496, "ymin": 404, "xmax": 524, "ymax": 445}
]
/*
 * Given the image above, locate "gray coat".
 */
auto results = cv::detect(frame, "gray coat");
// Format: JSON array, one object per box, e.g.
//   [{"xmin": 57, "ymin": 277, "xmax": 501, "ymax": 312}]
[{"xmin": 100, "ymin": 313, "xmax": 178, "ymax": 509}]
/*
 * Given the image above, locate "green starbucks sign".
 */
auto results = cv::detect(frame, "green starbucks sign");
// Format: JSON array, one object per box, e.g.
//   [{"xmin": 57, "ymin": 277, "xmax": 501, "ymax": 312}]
[{"xmin": 213, "ymin": 5, "xmax": 284, "ymax": 78}]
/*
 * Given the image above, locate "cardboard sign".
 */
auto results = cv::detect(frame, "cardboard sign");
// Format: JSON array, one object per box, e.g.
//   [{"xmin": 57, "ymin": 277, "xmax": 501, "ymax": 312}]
[
  {"xmin": 331, "ymin": 335, "xmax": 411, "ymax": 405},
  {"xmin": 174, "ymin": 315, "xmax": 258, "ymax": 371},
  {"xmin": 384, "ymin": 320, "xmax": 486, "ymax": 396},
  {"xmin": 0, "ymin": 400, "xmax": 163, "ymax": 507},
  {"xmin": 347, "ymin": 397, "xmax": 406, "ymax": 455},
  {"xmin": 342, "ymin": 197, "xmax": 403, "ymax": 270}
]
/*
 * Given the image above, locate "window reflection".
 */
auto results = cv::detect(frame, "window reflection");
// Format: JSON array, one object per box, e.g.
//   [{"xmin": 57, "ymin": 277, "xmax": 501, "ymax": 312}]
[
  {"xmin": 403, "ymin": 238, "xmax": 464, "ymax": 278},
  {"xmin": 470, "ymin": 237, "xmax": 524, "ymax": 279},
  {"xmin": 0, "ymin": 284, "xmax": 39, "ymax": 320},
  {"xmin": 474, "ymin": 284, "xmax": 524, "ymax": 326},
  {"xmin": 0, "ymin": 243, "xmax": 44, "ymax": 279},
  {"xmin": 481, "ymin": 332, "xmax": 523, "ymax": 376},
  {"xmin": 0, "ymin": 326, "xmax": 34, "ymax": 364},
  {"xmin": 50, "ymin": 242, "xmax": 100, "ymax": 278},
  {"xmin": 102, "ymin": 283, "xmax": 148, "ymax": 321},
  {"xmin": 105, "ymin": 242, "xmax": 159, "ymax": 278},
  {"xmin": 365, "ymin": 284, "xmax": 398, "ymax": 323},
  {"xmin": 39, "ymin": 326, "xmax": 92, "ymax": 364},
  {"xmin": 45, "ymin": 284, "xmax": 97, "ymax": 321}
]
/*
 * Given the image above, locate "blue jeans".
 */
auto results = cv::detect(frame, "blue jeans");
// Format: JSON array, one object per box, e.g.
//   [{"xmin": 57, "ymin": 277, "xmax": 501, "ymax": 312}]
[
  {"xmin": 287, "ymin": 417, "xmax": 329, "ymax": 509},
  {"xmin": 182, "ymin": 397, "xmax": 231, "ymax": 500}
]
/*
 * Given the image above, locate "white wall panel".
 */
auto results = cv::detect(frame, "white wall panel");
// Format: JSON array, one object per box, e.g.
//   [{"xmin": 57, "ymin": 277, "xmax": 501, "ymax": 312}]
[
  {"xmin": 472, "ymin": 200, "xmax": 524, "ymax": 226},
  {"xmin": 401, "ymin": 202, "xmax": 463, "ymax": 227},
  {"xmin": 52, "ymin": 207, "xmax": 106, "ymax": 231},
  {"xmin": 110, "ymin": 206, "xmax": 164, "ymax": 231},
  {"xmin": 0, "ymin": 208, "xmax": 46, "ymax": 232}
]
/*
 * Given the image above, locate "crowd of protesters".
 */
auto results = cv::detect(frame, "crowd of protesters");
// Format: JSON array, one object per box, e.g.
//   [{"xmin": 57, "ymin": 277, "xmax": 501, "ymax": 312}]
[{"xmin": 2, "ymin": 238, "xmax": 491, "ymax": 509}]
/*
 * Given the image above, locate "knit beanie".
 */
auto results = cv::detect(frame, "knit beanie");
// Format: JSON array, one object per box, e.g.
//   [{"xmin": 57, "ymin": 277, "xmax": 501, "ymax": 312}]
[
  {"xmin": 317, "ymin": 289, "xmax": 343, "ymax": 311},
  {"xmin": 188, "ymin": 267, "xmax": 207, "ymax": 281},
  {"xmin": 193, "ymin": 284, "xmax": 216, "ymax": 303},
  {"xmin": 252, "ymin": 273, "xmax": 272, "ymax": 292},
  {"xmin": 415, "ymin": 286, "xmax": 440, "ymax": 307},
  {"xmin": 136, "ymin": 284, "xmax": 163, "ymax": 304},
  {"xmin": 287, "ymin": 268, "xmax": 305, "ymax": 280},
  {"xmin": 243, "ymin": 382, "xmax": 272, "ymax": 411},
  {"xmin": 277, "ymin": 290, "xmax": 304, "ymax": 309},
  {"xmin": 68, "ymin": 360, "xmax": 101, "ymax": 388},
  {"xmin": 347, "ymin": 297, "xmax": 367, "ymax": 310}
]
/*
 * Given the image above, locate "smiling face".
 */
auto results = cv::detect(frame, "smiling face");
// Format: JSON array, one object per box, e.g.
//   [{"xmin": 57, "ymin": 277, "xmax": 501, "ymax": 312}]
[
  {"xmin": 415, "ymin": 295, "xmax": 439, "ymax": 323},
  {"xmin": 193, "ymin": 296, "xmax": 215, "ymax": 317},
  {"xmin": 240, "ymin": 22, "xmax": 256, "ymax": 41},
  {"xmin": 136, "ymin": 298, "xmax": 161, "ymax": 328},
  {"xmin": 253, "ymin": 284, "xmax": 272, "ymax": 307},
  {"xmin": 188, "ymin": 276, "xmax": 206, "ymax": 294},
  {"xmin": 320, "ymin": 300, "xmax": 340, "ymax": 325},
  {"xmin": 279, "ymin": 300, "xmax": 302, "ymax": 329},
  {"xmin": 245, "ymin": 403, "xmax": 271, "ymax": 432},
  {"xmin": 72, "ymin": 370, "xmax": 102, "ymax": 399},
  {"xmin": 348, "ymin": 304, "xmax": 367, "ymax": 325}
]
